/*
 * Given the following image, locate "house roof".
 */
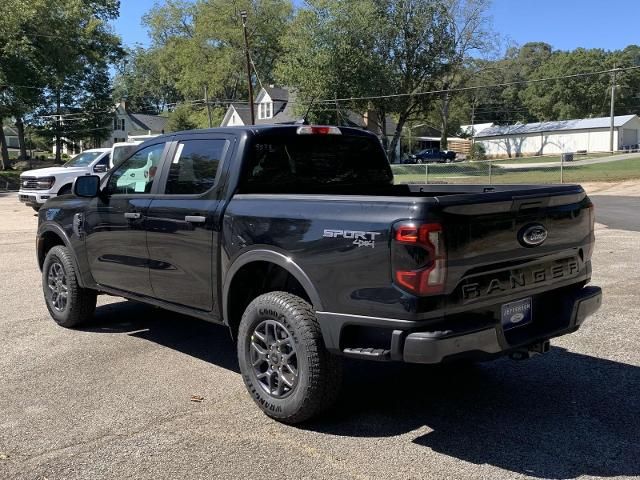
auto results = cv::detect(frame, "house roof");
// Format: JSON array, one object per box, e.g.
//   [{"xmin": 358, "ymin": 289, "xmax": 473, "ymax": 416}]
[
  {"xmin": 3, "ymin": 125, "xmax": 18, "ymax": 137},
  {"xmin": 476, "ymin": 115, "xmax": 638, "ymax": 138},
  {"xmin": 264, "ymin": 87, "xmax": 289, "ymax": 102},
  {"xmin": 222, "ymin": 88, "xmax": 300, "ymax": 126},
  {"xmin": 227, "ymin": 104, "xmax": 253, "ymax": 125},
  {"xmin": 129, "ymin": 113, "xmax": 168, "ymax": 133},
  {"xmin": 460, "ymin": 123, "xmax": 494, "ymax": 136}
]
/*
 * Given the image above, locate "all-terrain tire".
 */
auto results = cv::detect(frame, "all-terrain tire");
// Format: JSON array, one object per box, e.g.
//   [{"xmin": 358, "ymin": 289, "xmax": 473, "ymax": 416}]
[
  {"xmin": 237, "ymin": 292, "xmax": 342, "ymax": 424},
  {"xmin": 42, "ymin": 245, "xmax": 97, "ymax": 328}
]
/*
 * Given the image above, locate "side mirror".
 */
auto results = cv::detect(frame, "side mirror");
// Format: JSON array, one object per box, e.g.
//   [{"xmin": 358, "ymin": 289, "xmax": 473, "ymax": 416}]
[
  {"xmin": 93, "ymin": 164, "xmax": 108, "ymax": 173},
  {"xmin": 74, "ymin": 175, "xmax": 101, "ymax": 198}
]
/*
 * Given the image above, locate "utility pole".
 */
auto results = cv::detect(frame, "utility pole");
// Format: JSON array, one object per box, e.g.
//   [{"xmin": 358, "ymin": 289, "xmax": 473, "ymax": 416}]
[
  {"xmin": 204, "ymin": 85, "xmax": 213, "ymax": 128},
  {"xmin": 609, "ymin": 67, "xmax": 619, "ymax": 153},
  {"xmin": 240, "ymin": 10, "xmax": 255, "ymax": 125},
  {"xmin": 470, "ymin": 95, "xmax": 477, "ymax": 146}
]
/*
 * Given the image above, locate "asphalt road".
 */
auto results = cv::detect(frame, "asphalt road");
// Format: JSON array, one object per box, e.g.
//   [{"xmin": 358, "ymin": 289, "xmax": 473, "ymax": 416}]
[
  {"xmin": 1, "ymin": 190, "xmax": 639, "ymax": 480},
  {"xmin": 591, "ymin": 195, "xmax": 640, "ymax": 232}
]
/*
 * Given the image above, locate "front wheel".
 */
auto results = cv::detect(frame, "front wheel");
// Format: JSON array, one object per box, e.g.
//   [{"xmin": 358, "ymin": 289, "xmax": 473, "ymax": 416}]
[
  {"xmin": 31, "ymin": 205, "xmax": 41, "ymax": 212},
  {"xmin": 237, "ymin": 292, "xmax": 342, "ymax": 424},
  {"xmin": 42, "ymin": 245, "xmax": 97, "ymax": 328}
]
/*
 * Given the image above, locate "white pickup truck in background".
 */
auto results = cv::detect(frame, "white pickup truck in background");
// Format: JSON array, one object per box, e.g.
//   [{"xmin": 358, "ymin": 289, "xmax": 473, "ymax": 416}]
[{"xmin": 18, "ymin": 148, "xmax": 111, "ymax": 211}]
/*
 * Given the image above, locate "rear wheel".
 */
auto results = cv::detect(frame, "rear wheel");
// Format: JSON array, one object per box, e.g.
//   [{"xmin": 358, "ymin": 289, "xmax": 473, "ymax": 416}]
[
  {"xmin": 237, "ymin": 292, "xmax": 342, "ymax": 424},
  {"xmin": 42, "ymin": 246, "xmax": 96, "ymax": 328}
]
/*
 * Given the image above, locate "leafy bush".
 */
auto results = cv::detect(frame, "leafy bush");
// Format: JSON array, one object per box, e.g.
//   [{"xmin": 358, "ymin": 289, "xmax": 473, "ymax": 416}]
[{"xmin": 469, "ymin": 143, "xmax": 487, "ymax": 161}]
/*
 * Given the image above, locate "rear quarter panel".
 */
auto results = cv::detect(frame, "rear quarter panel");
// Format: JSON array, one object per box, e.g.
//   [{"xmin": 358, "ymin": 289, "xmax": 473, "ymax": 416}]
[{"xmin": 222, "ymin": 194, "xmax": 433, "ymax": 319}]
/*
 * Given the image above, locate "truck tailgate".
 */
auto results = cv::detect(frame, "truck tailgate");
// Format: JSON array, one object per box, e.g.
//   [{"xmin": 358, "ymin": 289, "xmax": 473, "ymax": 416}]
[{"xmin": 434, "ymin": 186, "xmax": 594, "ymax": 309}]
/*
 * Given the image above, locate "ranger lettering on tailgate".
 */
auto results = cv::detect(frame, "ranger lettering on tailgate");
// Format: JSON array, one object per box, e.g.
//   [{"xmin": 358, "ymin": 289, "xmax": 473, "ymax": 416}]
[{"xmin": 462, "ymin": 258, "xmax": 580, "ymax": 301}]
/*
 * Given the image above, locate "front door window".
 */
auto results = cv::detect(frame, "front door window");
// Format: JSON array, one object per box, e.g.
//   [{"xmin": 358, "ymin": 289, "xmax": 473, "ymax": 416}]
[{"xmin": 106, "ymin": 143, "xmax": 165, "ymax": 194}]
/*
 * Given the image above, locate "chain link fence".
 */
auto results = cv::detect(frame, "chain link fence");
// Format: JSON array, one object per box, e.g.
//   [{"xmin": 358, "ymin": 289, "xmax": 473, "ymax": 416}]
[{"xmin": 392, "ymin": 157, "xmax": 640, "ymax": 185}]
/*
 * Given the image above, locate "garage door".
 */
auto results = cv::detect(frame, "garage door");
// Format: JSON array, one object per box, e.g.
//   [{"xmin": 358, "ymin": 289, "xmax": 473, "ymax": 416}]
[{"xmin": 622, "ymin": 128, "xmax": 638, "ymax": 146}]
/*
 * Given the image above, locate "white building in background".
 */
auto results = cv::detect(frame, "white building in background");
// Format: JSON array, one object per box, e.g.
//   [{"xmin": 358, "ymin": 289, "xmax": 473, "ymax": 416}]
[
  {"xmin": 459, "ymin": 123, "xmax": 494, "ymax": 137},
  {"xmin": 103, "ymin": 99, "xmax": 168, "ymax": 148},
  {"xmin": 475, "ymin": 115, "xmax": 640, "ymax": 157}
]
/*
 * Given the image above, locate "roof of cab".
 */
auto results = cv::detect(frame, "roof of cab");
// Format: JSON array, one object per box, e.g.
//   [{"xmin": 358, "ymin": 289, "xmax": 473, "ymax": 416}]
[{"xmin": 158, "ymin": 124, "xmax": 377, "ymax": 141}]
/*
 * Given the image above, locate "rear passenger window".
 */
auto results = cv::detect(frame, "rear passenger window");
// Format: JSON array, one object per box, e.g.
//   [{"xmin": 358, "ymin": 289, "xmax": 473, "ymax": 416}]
[{"xmin": 165, "ymin": 139, "xmax": 228, "ymax": 195}]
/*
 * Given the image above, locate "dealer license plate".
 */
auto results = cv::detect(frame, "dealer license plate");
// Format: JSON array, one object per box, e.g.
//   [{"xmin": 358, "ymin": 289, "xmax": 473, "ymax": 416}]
[{"xmin": 501, "ymin": 297, "xmax": 532, "ymax": 330}]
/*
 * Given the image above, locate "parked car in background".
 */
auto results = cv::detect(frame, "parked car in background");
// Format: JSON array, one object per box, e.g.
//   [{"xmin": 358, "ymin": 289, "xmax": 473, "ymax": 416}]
[
  {"xmin": 110, "ymin": 140, "xmax": 143, "ymax": 169},
  {"xmin": 110, "ymin": 134, "xmax": 163, "ymax": 169},
  {"xmin": 407, "ymin": 148, "xmax": 457, "ymax": 163},
  {"xmin": 18, "ymin": 148, "xmax": 111, "ymax": 211}
]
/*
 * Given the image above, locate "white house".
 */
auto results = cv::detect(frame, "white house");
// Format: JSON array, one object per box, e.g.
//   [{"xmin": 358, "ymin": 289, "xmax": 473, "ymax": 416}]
[
  {"xmin": 459, "ymin": 123, "xmax": 494, "ymax": 137},
  {"xmin": 221, "ymin": 87, "xmax": 297, "ymax": 127},
  {"xmin": 103, "ymin": 99, "xmax": 168, "ymax": 147},
  {"xmin": 475, "ymin": 115, "xmax": 640, "ymax": 157},
  {"xmin": 2, "ymin": 126, "xmax": 20, "ymax": 149}
]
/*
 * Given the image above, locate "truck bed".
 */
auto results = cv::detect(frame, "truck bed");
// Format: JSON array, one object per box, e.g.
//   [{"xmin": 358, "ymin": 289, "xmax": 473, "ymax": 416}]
[{"xmin": 225, "ymin": 183, "xmax": 592, "ymax": 320}]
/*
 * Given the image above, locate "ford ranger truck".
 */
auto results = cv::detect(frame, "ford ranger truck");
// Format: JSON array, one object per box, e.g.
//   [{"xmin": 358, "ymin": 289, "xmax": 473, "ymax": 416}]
[
  {"xmin": 19, "ymin": 148, "xmax": 111, "ymax": 211},
  {"xmin": 35, "ymin": 125, "xmax": 602, "ymax": 423}
]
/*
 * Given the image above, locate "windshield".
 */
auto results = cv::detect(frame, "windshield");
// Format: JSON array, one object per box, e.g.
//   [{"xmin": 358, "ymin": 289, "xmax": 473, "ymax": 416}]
[
  {"xmin": 64, "ymin": 151, "xmax": 103, "ymax": 168},
  {"xmin": 112, "ymin": 144, "xmax": 141, "ymax": 169}
]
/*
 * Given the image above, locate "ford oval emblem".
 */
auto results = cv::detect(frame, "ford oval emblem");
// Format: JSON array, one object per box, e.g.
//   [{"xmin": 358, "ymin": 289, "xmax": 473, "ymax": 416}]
[{"xmin": 519, "ymin": 224, "xmax": 548, "ymax": 247}]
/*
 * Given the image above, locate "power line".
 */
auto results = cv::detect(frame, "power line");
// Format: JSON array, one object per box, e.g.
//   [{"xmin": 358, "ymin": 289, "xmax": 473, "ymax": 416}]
[{"xmin": 307, "ymin": 65, "xmax": 640, "ymax": 105}]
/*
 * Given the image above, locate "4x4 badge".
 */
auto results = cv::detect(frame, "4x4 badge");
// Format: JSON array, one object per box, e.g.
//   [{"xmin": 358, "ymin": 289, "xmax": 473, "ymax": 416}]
[{"xmin": 519, "ymin": 224, "xmax": 548, "ymax": 247}]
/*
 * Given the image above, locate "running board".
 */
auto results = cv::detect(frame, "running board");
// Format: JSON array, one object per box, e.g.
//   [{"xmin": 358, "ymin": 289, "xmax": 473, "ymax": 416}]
[{"xmin": 342, "ymin": 347, "xmax": 391, "ymax": 361}]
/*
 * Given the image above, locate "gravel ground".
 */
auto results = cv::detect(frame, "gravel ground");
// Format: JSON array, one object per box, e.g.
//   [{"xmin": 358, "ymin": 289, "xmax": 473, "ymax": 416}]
[{"xmin": 1, "ymin": 186, "xmax": 639, "ymax": 480}]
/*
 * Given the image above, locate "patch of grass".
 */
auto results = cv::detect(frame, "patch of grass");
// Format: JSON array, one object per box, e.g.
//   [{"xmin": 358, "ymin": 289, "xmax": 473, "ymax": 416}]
[
  {"xmin": 491, "ymin": 153, "xmax": 610, "ymax": 165},
  {"xmin": 394, "ymin": 157, "xmax": 640, "ymax": 185}
]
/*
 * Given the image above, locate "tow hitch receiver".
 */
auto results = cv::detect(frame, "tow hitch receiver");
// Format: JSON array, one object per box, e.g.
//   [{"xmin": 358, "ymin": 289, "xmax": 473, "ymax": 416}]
[{"xmin": 509, "ymin": 340, "xmax": 551, "ymax": 361}]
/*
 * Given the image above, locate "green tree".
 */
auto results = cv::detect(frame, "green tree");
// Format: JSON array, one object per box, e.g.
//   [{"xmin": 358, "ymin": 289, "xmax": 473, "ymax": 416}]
[
  {"xmin": 434, "ymin": 0, "xmax": 495, "ymax": 149},
  {"xmin": 142, "ymin": 0, "xmax": 293, "ymax": 108},
  {"xmin": 35, "ymin": 1, "xmax": 123, "ymax": 161},
  {"xmin": 0, "ymin": 0, "xmax": 49, "ymax": 168},
  {"xmin": 167, "ymin": 103, "xmax": 199, "ymax": 132},
  {"xmin": 520, "ymin": 48, "xmax": 612, "ymax": 121},
  {"xmin": 277, "ymin": 0, "xmax": 456, "ymax": 160},
  {"xmin": 71, "ymin": 62, "xmax": 116, "ymax": 148},
  {"xmin": 113, "ymin": 47, "xmax": 181, "ymax": 114}
]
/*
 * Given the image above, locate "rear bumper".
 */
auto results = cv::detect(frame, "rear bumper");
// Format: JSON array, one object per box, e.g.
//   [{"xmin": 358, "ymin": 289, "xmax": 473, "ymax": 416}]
[
  {"xmin": 18, "ymin": 190, "xmax": 55, "ymax": 205},
  {"xmin": 317, "ymin": 285, "xmax": 602, "ymax": 364}
]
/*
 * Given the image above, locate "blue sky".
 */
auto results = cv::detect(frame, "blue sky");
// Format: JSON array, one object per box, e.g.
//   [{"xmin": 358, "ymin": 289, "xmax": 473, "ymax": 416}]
[{"xmin": 114, "ymin": 0, "xmax": 640, "ymax": 52}]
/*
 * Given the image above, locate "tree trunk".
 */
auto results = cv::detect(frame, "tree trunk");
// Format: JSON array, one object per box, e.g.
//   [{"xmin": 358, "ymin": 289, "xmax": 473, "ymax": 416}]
[
  {"xmin": 0, "ymin": 121, "xmax": 9, "ymax": 170},
  {"xmin": 55, "ymin": 88, "xmax": 62, "ymax": 163},
  {"xmin": 440, "ymin": 93, "xmax": 450, "ymax": 151},
  {"xmin": 15, "ymin": 117, "xmax": 27, "ymax": 160},
  {"xmin": 388, "ymin": 111, "xmax": 411, "ymax": 163}
]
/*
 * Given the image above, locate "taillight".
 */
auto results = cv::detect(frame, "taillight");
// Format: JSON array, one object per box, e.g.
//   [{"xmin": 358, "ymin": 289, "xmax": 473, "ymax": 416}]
[
  {"xmin": 588, "ymin": 202, "xmax": 595, "ymax": 229},
  {"xmin": 296, "ymin": 125, "xmax": 342, "ymax": 135},
  {"xmin": 393, "ymin": 222, "xmax": 446, "ymax": 295}
]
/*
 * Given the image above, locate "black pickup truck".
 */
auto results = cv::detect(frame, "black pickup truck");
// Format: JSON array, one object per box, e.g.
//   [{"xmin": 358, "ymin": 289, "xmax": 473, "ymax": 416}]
[{"xmin": 36, "ymin": 125, "xmax": 602, "ymax": 423}]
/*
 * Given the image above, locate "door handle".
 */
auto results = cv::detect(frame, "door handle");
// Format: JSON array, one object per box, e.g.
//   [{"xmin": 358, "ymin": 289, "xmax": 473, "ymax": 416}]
[
  {"xmin": 124, "ymin": 212, "xmax": 141, "ymax": 220},
  {"xmin": 185, "ymin": 215, "xmax": 206, "ymax": 223}
]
